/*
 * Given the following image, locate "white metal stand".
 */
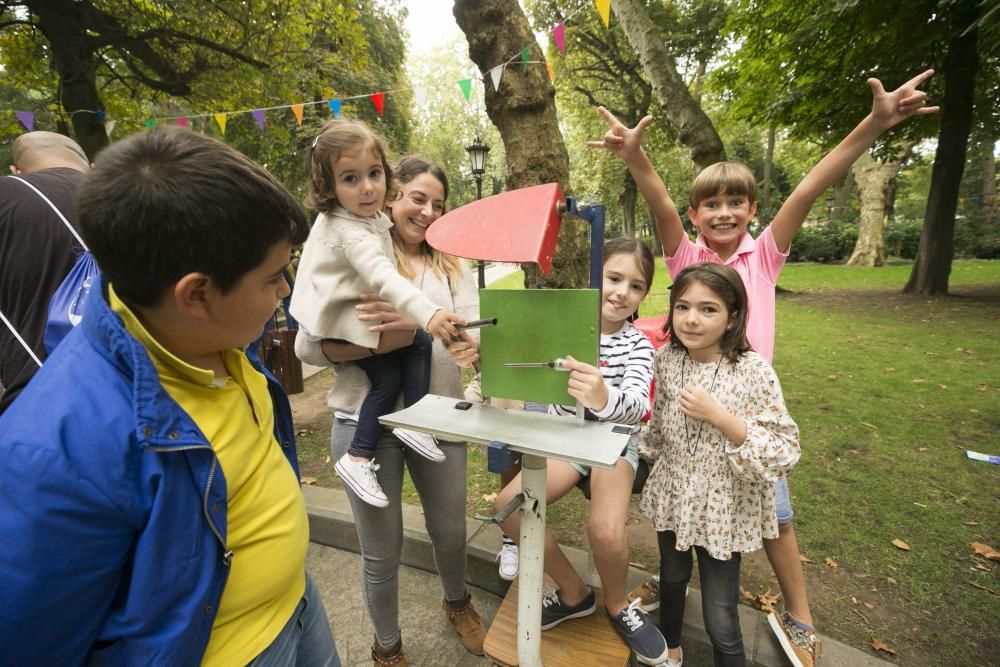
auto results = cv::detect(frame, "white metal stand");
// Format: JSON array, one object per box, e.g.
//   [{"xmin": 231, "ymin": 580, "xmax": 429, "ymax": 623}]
[{"xmin": 516, "ymin": 453, "xmax": 547, "ymax": 666}]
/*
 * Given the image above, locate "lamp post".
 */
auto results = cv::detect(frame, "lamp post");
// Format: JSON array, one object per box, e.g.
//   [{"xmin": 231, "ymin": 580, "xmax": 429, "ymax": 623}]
[{"xmin": 465, "ymin": 135, "xmax": 490, "ymax": 288}]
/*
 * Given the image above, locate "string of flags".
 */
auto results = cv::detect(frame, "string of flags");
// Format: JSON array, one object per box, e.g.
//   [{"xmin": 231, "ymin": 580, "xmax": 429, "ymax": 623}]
[{"xmin": 6, "ymin": 0, "xmax": 614, "ymax": 137}]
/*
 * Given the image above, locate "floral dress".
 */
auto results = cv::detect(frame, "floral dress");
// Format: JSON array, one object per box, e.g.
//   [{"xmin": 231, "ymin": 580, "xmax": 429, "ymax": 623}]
[{"xmin": 639, "ymin": 347, "xmax": 800, "ymax": 560}]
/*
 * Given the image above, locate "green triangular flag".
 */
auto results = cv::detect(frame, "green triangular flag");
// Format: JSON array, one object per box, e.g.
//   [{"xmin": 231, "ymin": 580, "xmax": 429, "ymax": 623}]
[
  {"xmin": 520, "ymin": 47, "xmax": 529, "ymax": 71},
  {"xmin": 458, "ymin": 79, "xmax": 472, "ymax": 102},
  {"xmin": 144, "ymin": 118, "xmax": 156, "ymax": 129}
]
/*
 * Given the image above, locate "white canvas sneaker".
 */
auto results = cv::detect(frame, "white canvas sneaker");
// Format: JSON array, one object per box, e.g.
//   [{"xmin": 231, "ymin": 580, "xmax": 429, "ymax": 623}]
[
  {"xmin": 334, "ymin": 453, "xmax": 389, "ymax": 508},
  {"xmin": 393, "ymin": 428, "xmax": 445, "ymax": 462},
  {"xmin": 496, "ymin": 542, "xmax": 519, "ymax": 581}
]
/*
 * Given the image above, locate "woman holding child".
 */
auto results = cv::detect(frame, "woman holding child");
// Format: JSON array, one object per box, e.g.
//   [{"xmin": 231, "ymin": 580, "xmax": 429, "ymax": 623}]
[{"xmin": 296, "ymin": 151, "xmax": 485, "ymax": 666}]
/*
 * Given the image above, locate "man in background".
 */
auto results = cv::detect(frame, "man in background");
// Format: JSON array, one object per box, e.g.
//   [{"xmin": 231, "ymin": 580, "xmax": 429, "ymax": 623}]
[{"xmin": 0, "ymin": 131, "xmax": 90, "ymax": 413}]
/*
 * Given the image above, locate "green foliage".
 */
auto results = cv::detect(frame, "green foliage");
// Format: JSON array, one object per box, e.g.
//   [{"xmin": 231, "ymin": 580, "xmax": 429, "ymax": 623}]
[
  {"xmin": 884, "ymin": 219, "xmax": 923, "ymax": 259},
  {"xmin": 785, "ymin": 222, "xmax": 858, "ymax": 263},
  {"xmin": 954, "ymin": 208, "xmax": 1000, "ymax": 259}
]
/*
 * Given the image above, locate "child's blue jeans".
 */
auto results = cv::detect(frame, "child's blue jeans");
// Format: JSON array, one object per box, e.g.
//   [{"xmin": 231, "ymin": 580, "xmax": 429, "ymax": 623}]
[
  {"xmin": 658, "ymin": 530, "xmax": 745, "ymax": 666},
  {"xmin": 349, "ymin": 330, "xmax": 432, "ymax": 458}
]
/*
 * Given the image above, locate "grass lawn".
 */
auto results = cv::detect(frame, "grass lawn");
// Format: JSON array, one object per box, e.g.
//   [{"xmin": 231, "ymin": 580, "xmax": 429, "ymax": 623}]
[{"xmin": 296, "ymin": 259, "xmax": 999, "ymax": 665}]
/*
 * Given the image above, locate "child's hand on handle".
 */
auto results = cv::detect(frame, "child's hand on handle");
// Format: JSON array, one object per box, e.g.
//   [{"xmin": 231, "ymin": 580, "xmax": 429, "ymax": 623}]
[
  {"xmin": 426, "ymin": 309, "xmax": 465, "ymax": 342},
  {"xmin": 680, "ymin": 385, "xmax": 749, "ymax": 445},
  {"xmin": 563, "ymin": 355, "xmax": 609, "ymax": 412},
  {"xmin": 586, "ymin": 106, "xmax": 653, "ymax": 165},
  {"xmin": 869, "ymin": 68, "xmax": 939, "ymax": 132},
  {"xmin": 447, "ymin": 331, "xmax": 480, "ymax": 369}
]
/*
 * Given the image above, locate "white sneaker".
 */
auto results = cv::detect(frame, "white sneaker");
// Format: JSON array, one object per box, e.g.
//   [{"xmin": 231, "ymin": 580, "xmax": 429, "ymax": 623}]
[
  {"xmin": 657, "ymin": 646, "xmax": 682, "ymax": 666},
  {"xmin": 496, "ymin": 542, "xmax": 519, "ymax": 581},
  {"xmin": 334, "ymin": 453, "xmax": 388, "ymax": 508},
  {"xmin": 393, "ymin": 428, "xmax": 445, "ymax": 462}
]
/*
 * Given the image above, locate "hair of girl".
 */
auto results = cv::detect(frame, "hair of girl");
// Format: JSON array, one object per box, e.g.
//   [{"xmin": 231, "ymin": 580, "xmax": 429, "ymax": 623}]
[
  {"xmin": 688, "ymin": 160, "xmax": 758, "ymax": 209},
  {"xmin": 602, "ymin": 235, "xmax": 655, "ymax": 321},
  {"xmin": 388, "ymin": 155, "xmax": 464, "ymax": 293},
  {"xmin": 305, "ymin": 118, "xmax": 394, "ymax": 214},
  {"xmin": 664, "ymin": 262, "xmax": 751, "ymax": 362}
]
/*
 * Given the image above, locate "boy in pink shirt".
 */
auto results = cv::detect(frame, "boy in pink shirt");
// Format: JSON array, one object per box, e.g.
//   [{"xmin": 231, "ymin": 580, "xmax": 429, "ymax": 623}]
[{"xmin": 591, "ymin": 69, "xmax": 937, "ymax": 667}]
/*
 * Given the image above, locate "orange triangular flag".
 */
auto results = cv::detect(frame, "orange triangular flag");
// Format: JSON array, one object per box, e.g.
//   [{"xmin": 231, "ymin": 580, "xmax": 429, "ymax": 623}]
[
  {"xmin": 370, "ymin": 92, "xmax": 385, "ymax": 116},
  {"xmin": 546, "ymin": 62, "xmax": 555, "ymax": 81},
  {"xmin": 291, "ymin": 103, "xmax": 304, "ymax": 126},
  {"xmin": 595, "ymin": 0, "xmax": 611, "ymax": 27},
  {"xmin": 214, "ymin": 113, "xmax": 228, "ymax": 135}
]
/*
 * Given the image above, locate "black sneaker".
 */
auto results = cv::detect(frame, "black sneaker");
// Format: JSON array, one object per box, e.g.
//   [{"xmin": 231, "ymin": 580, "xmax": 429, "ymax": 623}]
[
  {"xmin": 609, "ymin": 599, "xmax": 669, "ymax": 665},
  {"xmin": 540, "ymin": 587, "xmax": 596, "ymax": 630}
]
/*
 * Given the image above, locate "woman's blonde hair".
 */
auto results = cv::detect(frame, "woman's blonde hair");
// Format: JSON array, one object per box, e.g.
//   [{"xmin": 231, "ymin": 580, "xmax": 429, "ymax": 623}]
[
  {"xmin": 388, "ymin": 156, "xmax": 464, "ymax": 294},
  {"xmin": 305, "ymin": 118, "xmax": 393, "ymax": 213}
]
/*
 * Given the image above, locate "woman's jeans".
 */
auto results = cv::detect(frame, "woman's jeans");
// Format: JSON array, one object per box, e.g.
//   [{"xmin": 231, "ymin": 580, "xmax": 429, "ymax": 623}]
[
  {"xmin": 249, "ymin": 575, "xmax": 341, "ymax": 667},
  {"xmin": 332, "ymin": 418, "xmax": 468, "ymax": 649},
  {"xmin": 658, "ymin": 530, "xmax": 745, "ymax": 667}
]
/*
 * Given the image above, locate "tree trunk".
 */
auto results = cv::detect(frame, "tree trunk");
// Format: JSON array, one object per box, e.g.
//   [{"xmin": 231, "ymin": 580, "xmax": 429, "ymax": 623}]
[
  {"xmin": 983, "ymin": 123, "xmax": 997, "ymax": 216},
  {"xmin": 847, "ymin": 143, "xmax": 913, "ymax": 267},
  {"xmin": 831, "ymin": 170, "xmax": 854, "ymax": 223},
  {"xmin": 904, "ymin": 0, "xmax": 979, "ymax": 295},
  {"xmin": 621, "ymin": 172, "xmax": 637, "ymax": 237},
  {"xmin": 28, "ymin": 0, "xmax": 109, "ymax": 159},
  {"xmin": 453, "ymin": 0, "xmax": 588, "ymax": 289},
  {"xmin": 611, "ymin": 0, "xmax": 725, "ymax": 170}
]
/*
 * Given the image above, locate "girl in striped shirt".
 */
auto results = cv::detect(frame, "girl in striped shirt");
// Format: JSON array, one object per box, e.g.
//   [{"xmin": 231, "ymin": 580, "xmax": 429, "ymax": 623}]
[{"xmin": 492, "ymin": 236, "xmax": 669, "ymax": 665}]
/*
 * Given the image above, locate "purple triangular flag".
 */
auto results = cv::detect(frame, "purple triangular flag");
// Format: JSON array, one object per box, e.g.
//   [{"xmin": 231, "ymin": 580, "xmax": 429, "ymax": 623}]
[
  {"xmin": 15, "ymin": 111, "xmax": 34, "ymax": 132},
  {"xmin": 252, "ymin": 109, "xmax": 265, "ymax": 129}
]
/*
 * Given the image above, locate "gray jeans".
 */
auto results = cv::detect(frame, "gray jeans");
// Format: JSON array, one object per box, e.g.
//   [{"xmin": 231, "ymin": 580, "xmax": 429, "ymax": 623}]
[{"xmin": 331, "ymin": 419, "xmax": 468, "ymax": 649}]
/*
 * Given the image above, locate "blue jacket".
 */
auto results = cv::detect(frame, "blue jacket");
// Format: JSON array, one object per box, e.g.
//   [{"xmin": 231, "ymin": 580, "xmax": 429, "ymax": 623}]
[{"xmin": 0, "ymin": 278, "xmax": 300, "ymax": 666}]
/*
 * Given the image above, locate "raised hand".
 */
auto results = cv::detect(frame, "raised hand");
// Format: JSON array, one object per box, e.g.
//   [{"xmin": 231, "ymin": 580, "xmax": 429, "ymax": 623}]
[
  {"xmin": 585, "ymin": 106, "xmax": 653, "ymax": 163},
  {"xmin": 869, "ymin": 69, "xmax": 939, "ymax": 131}
]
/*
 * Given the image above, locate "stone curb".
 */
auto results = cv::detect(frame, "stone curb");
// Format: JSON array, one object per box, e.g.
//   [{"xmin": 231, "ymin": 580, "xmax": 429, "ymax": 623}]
[{"xmin": 304, "ymin": 485, "xmax": 889, "ymax": 667}]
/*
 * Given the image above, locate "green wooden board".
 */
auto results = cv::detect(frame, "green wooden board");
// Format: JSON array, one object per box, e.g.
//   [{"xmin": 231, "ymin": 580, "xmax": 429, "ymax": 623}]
[{"xmin": 479, "ymin": 289, "xmax": 599, "ymax": 405}]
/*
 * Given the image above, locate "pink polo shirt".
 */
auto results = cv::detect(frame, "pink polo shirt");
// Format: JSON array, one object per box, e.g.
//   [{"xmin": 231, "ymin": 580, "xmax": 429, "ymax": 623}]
[{"xmin": 665, "ymin": 225, "xmax": 788, "ymax": 363}]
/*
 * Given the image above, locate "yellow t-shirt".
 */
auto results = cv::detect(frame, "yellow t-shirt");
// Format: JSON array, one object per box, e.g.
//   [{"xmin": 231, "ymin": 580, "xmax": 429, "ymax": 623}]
[{"xmin": 110, "ymin": 287, "xmax": 309, "ymax": 666}]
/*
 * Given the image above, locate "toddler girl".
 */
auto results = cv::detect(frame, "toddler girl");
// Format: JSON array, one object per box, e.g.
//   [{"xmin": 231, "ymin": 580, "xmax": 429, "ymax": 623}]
[
  {"xmin": 639, "ymin": 262, "xmax": 800, "ymax": 666},
  {"xmin": 291, "ymin": 119, "xmax": 462, "ymax": 508}
]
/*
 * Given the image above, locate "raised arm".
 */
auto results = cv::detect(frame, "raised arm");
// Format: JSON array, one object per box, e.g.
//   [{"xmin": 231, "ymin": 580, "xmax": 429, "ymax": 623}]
[
  {"xmin": 587, "ymin": 107, "xmax": 686, "ymax": 257},
  {"xmin": 771, "ymin": 69, "xmax": 938, "ymax": 252}
]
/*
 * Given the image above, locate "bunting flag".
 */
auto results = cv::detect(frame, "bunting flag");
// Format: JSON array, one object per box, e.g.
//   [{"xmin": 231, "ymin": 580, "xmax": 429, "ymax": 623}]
[
  {"xmin": 104, "ymin": 119, "xmax": 116, "ymax": 138},
  {"xmin": 15, "ymin": 111, "xmax": 33, "ymax": 132},
  {"xmin": 595, "ymin": 0, "xmax": 611, "ymax": 27},
  {"xmin": 412, "ymin": 84, "xmax": 428, "ymax": 108},
  {"xmin": 370, "ymin": 92, "xmax": 385, "ymax": 115},
  {"xmin": 553, "ymin": 23, "xmax": 566, "ymax": 55},
  {"xmin": 520, "ymin": 47, "xmax": 530, "ymax": 71},
  {"xmin": 144, "ymin": 118, "xmax": 156, "ymax": 129},
  {"xmin": 291, "ymin": 103, "xmax": 304, "ymax": 126},
  {"xmin": 176, "ymin": 116, "xmax": 189, "ymax": 127},
  {"xmin": 95, "ymin": 110, "xmax": 106, "ymax": 120},
  {"xmin": 546, "ymin": 62, "xmax": 555, "ymax": 81},
  {"xmin": 458, "ymin": 79, "xmax": 472, "ymax": 102},
  {"xmin": 489, "ymin": 65, "xmax": 504, "ymax": 92},
  {"xmin": 214, "ymin": 112, "xmax": 228, "ymax": 135},
  {"xmin": 328, "ymin": 99, "xmax": 341, "ymax": 117},
  {"xmin": 252, "ymin": 109, "xmax": 265, "ymax": 129}
]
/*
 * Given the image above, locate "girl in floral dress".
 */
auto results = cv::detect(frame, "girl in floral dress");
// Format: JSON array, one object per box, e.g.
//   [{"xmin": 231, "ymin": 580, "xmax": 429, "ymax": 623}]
[{"xmin": 639, "ymin": 262, "xmax": 801, "ymax": 667}]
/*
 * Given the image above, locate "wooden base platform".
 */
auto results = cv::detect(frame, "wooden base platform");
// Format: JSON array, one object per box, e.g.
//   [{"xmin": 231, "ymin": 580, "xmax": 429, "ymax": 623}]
[{"xmin": 483, "ymin": 578, "xmax": 632, "ymax": 666}]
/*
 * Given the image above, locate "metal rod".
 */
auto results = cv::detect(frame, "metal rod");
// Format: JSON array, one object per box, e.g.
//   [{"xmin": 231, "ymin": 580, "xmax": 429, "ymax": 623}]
[
  {"xmin": 455, "ymin": 317, "xmax": 497, "ymax": 330},
  {"xmin": 517, "ymin": 453, "xmax": 547, "ymax": 667}
]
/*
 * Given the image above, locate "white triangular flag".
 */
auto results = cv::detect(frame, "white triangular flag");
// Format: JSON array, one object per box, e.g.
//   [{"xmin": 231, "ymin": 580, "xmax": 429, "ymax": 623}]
[
  {"xmin": 489, "ymin": 65, "xmax": 504, "ymax": 92},
  {"xmin": 104, "ymin": 119, "xmax": 117, "ymax": 138},
  {"xmin": 413, "ymin": 83, "xmax": 428, "ymax": 108}
]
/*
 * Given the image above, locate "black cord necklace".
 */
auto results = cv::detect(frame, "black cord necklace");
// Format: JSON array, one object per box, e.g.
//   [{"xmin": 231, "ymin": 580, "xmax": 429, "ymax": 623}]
[{"xmin": 680, "ymin": 352, "xmax": 724, "ymax": 471}]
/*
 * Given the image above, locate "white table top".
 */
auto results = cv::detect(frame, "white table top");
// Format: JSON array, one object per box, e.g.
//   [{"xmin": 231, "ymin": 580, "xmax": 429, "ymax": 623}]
[{"xmin": 379, "ymin": 394, "xmax": 633, "ymax": 470}]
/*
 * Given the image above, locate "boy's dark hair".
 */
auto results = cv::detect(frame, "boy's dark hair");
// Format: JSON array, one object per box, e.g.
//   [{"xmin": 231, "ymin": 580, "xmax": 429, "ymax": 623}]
[
  {"xmin": 688, "ymin": 161, "xmax": 757, "ymax": 210},
  {"xmin": 77, "ymin": 127, "xmax": 308, "ymax": 307},
  {"xmin": 664, "ymin": 262, "xmax": 751, "ymax": 362},
  {"xmin": 306, "ymin": 118, "xmax": 393, "ymax": 213}
]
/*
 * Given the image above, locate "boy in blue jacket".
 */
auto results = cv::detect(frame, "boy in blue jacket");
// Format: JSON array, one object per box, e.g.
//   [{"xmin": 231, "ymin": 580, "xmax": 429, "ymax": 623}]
[{"xmin": 0, "ymin": 127, "xmax": 340, "ymax": 666}]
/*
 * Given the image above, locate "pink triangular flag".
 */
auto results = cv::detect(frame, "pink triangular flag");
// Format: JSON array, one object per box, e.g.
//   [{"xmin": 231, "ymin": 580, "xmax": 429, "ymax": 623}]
[
  {"xmin": 552, "ymin": 23, "xmax": 566, "ymax": 55},
  {"xmin": 176, "ymin": 116, "xmax": 188, "ymax": 127},
  {"xmin": 15, "ymin": 111, "xmax": 34, "ymax": 132},
  {"xmin": 214, "ymin": 113, "xmax": 228, "ymax": 135},
  {"xmin": 489, "ymin": 65, "xmax": 504, "ymax": 92},
  {"xmin": 370, "ymin": 92, "xmax": 385, "ymax": 116},
  {"xmin": 595, "ymin": 0, "xmax": 611, "ymax": 27},
  {"xmin": 291, "ymin": 103, "xmax": 304, "ymax": 126},
  {"xmin": 252, "ymin": 109, "xmax": 265, "ymax": 129}
]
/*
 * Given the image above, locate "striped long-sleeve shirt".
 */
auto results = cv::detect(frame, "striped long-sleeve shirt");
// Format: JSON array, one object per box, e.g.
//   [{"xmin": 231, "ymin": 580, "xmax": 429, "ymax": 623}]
[{"xmin": 551, "ymin": 320, "xmax": 655, "ymax": 425}]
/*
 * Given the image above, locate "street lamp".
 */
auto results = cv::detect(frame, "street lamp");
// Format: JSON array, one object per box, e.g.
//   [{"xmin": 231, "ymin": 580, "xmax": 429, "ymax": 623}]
[{"xmin": 465, "ymin": 135, "xmax": 490, "ymax": 288}]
